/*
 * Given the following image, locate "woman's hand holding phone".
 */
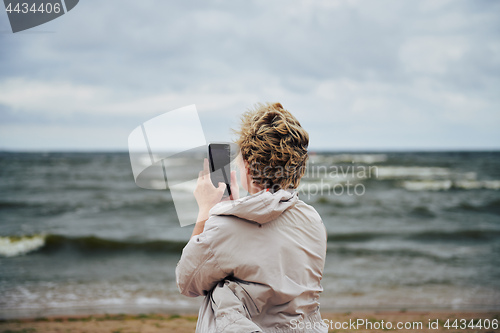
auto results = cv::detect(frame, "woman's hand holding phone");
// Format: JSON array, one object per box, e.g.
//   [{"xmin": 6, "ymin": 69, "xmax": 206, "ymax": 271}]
[
  {"xmin": 194, "ymin": 158, "xmax": 226, "ymax": 220},
  {"xmin": 191, "ymin": 159, "xmax": 239, "ymax": 237}
]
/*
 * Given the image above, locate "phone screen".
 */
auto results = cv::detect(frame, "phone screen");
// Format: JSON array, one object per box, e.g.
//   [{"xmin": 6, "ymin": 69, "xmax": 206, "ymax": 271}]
[{"xmin": 208, "ymin": 143, "xmax": 232, "ymax": 197}]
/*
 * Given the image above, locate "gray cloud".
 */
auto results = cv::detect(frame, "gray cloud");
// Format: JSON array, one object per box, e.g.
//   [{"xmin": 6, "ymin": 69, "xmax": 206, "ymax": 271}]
[{"xmin": 0, "ymin": 0, "xmax": 499, "ymax": 150}]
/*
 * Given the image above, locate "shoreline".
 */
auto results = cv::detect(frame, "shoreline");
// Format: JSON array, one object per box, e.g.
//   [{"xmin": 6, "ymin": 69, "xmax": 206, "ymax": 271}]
[
  {"xmin": 2, "ymin": 304, "xmax": 499, "ymax": 320},
  {"xmin": 1, "ymin": 311, "xmax": 499, "ymax": 333}
]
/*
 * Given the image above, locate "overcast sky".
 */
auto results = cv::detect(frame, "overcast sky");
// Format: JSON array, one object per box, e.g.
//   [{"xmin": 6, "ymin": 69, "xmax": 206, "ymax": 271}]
[{"xmin": 0, "ymin": 0, "xmax": 499, "ymax": 151}]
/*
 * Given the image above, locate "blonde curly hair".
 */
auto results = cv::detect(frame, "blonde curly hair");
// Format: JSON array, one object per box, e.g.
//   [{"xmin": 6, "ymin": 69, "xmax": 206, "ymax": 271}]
[{"xmin": 234, "ymin": 102, "xmax": 309, "ymax": 191}]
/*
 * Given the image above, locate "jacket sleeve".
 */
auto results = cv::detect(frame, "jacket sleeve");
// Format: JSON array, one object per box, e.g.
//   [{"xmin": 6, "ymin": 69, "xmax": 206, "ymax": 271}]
[{"xmin": 175, "ymin": 222, "xmax": 230, "ymax": 297}]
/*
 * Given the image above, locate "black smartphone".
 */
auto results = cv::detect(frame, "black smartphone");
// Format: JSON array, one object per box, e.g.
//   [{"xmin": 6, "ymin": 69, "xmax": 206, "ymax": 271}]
[{"xmin": 208, "ymin": 143, "xmax": 232, "ymax": 197}]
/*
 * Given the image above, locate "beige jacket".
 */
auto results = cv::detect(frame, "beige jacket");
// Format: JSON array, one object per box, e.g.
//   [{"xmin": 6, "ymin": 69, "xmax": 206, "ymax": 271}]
[{"xmin": 176, "ymin": 189, "xmax": 328, "ymax": 333}]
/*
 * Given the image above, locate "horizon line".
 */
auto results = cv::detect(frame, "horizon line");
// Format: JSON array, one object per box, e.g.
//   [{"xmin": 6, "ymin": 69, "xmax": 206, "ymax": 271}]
[{"xmin": 1, "ymin": 147, "xmax": 499, "ymax": 154}]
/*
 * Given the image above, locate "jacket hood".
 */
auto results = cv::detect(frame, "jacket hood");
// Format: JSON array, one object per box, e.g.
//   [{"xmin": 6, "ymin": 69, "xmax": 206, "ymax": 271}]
[{"xmin": 209, "ymin": 189, "xmax": 299, "ymax": 224}]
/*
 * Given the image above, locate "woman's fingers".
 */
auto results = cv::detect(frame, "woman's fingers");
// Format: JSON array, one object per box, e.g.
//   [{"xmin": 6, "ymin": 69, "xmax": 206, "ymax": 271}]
[
  {"xmin": 203, "ymin": 158, "xmax": 209, "ymax": 175},
  {"xmin": 200, "ymin": 158, "xmax": 213, "ymax": 182},
  {"xmin": 198, "ymin": 158, "xmax": 212, "ymax": 181},
  {"xmin": 217, "ymin": 182, "xmax": 227, "ymax": 194},
  {"xmin": 193, "ymin": 159, "xmax": 229, "ymax": 214},
  {"xmin": 229, "ymin": 170, "xmax": 240, "ymax": 200}
]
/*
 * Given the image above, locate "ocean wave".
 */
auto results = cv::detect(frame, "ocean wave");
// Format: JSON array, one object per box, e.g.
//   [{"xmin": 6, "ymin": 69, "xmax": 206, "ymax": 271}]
[
  {"xmin": 0, "ymin": 200, "xmax": 84, "ymax": 216},
  {"xmin": 0, "ymin": 197, "xmax": 174, "ymax": 217},
  {"xmin": 327, "ymin": 229, "xmax": 500, "ymax": 243},
  {"xmin": 401, "ymin": 180, "xmax": 500, "ymax": 191},
  {"xmin": 409, "ymin": 206, "xmax": 436, "ymax": 218},
  {"xmin": 326, "ymin": 245, "xmax": 451, "ymax": 261},
  {"xmin": 0, "ymin": 201, "xmax": 27, "ymax": 208},
  {"xmin": 406, "ymin": 229, "xmax": 500, "ymax": 242},
  {"xmin": 454, "ymin": 180, "xmax": 500, "ymax": 190},
  {"xmin": 2, "ymin": 228, "xmax": 498, "ymax": 258},
  {"xmin": 309, "ymin": 154, "xmax": 387, "ymax": 165},
  {"xmin": 401, "ymin": 180, "xmax": 452, "ymax": 191},
  {"xmin": 331, "ymin": 154, "xmax": 388, "ymax": 164},
  {"xmin": 452, "ymin": 199, "xmax": 500, "ymax": 215},
  {"xmin": 0, "ymin": 235, "xmax": 46, "ymax": 257},
  {"xmin": 326, "ymin": 239, "xmax": 492, "ymax": 261},
  {"xmin": 376, "ymin": 166, "xmax": 454, "ymax": 180},
  {"xmin": 0, "ymin": 234, "xmax": 187, "ymax": 257},
  {"xmin": 43, "ymin": 235, "xmax": 187, "ymax": 254}
]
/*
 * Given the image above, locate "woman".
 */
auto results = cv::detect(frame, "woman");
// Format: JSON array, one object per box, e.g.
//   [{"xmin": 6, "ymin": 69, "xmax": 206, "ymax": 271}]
[{"xmin": 176, "ymin": 102, "xmax": 328, "ymax": 332}]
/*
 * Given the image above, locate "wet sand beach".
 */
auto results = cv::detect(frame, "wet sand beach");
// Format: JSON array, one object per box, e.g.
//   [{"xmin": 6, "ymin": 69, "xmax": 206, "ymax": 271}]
[{"xmin": 1, "ymin": 311, "xmax": 499, "ymax": 333}]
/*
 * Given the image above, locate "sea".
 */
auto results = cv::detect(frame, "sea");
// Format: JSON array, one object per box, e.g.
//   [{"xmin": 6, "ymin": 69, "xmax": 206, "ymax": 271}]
[{"xmin": 1, "ymin": 151, "xmax": 499, "ymax": 319}]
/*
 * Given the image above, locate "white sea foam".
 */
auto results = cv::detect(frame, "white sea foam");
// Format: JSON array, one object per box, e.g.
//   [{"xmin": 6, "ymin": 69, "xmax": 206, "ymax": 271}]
[
  {"xmin": 401, "ymin": 179, "xmax": 500, "ymax": 191},
  {"xmin": 454, "ymin": 180, "xmax": 484, "ymax": 190},
  {"xmin": 454, "ymin": 180, "xmax": 500, "ymax": 190},
  {"xmin": 0, "ymin": 235, "xmax": 46, "ymax": 257},
  {"xmin": 330, "ymin": 154, "xmax": 388, "ymax": 164},
  {"xmin": 309, "ymin": 154, "xmax": 387, "ymax": 165},
  {"xmin": 402, "ymin": 180, "xmax": 453, "ymax": 191},
  {"xmin": 376, "ymin": 166, "xmax": 452, "ymax": 179},
  {"xmin": 481, "ymin": 180, "xmax": 500, "ymax": 190}
]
